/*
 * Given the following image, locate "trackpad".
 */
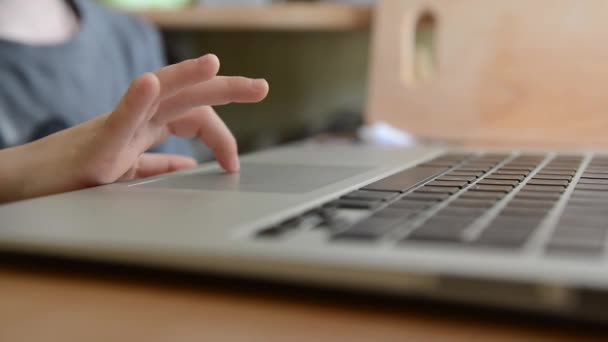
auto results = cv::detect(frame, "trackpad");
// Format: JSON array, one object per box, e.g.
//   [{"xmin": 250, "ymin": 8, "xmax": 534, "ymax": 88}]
[{"xmin": 137, "ymin": 162, "xmax": 371, "ymax": 194}]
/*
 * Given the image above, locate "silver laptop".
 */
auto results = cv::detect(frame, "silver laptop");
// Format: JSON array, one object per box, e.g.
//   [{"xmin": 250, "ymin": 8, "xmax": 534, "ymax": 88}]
[{"xmin": 1, "ymin": 142, "xmax": 608, "ymax": 322}]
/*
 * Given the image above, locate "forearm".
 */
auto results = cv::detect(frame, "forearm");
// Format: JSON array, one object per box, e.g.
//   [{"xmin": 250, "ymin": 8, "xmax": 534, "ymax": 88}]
[
  {"xmin": 0, "ymin": 129, "xmax": 89, "ymax": 204},
  {"xmin": 0, "ymin": 144, "xmax": 31, "ymax": 203}
]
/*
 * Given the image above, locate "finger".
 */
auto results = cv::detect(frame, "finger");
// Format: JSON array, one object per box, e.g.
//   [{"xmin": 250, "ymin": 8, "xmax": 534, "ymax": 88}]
[
  {"xmin": 134, "ymin": 153, "xmax": 197, "ymax": 179},
  {"xmin": 167, "ymin": 106, "xmax": 240, "ymax": 172},
  {"xmin": 152, "ymin": 77, "xmax": 269, "ymax": 124},
  {"xmin": 104, "ymin": 73, "xmax": 160, "ymax": 147},
  {"xmin": 154, "ymin": 54, "xmax": 220, "ymax": 99}
]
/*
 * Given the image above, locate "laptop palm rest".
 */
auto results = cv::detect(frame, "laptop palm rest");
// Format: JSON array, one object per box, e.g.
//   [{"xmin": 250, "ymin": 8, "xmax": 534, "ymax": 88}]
[{"xmin": 136, "ymin": 162, "xmax": 371, "ymax": 194}]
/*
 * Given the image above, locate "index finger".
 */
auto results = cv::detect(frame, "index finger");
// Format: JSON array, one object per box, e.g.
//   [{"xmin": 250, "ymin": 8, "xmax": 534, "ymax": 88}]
[
  {"xmin": 167, "ymin": 106, "xmax": 240, "ymax": 173},
  {"xmin": 154, "ymin": 54, "xmax": 220, "ymax": 99}
]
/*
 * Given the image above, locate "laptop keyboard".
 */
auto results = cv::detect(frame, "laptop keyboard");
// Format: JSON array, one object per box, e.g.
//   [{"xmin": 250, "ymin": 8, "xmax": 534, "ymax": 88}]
[{"xmin": 255, "ymin": 153, "xmax": 608, "ymax": 259}]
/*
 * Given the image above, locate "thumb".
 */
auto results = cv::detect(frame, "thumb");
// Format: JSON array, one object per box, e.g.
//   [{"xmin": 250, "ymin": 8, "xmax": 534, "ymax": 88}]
[{"xmin": 131, "ymin": 153, "xmax": 197, "ymax": 179}]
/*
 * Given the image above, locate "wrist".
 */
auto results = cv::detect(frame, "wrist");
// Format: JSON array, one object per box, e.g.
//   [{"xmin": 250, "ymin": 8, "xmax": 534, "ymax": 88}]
[{"xmin": 18, "ymin": 130, "xmax": 91, "ymax": 201}]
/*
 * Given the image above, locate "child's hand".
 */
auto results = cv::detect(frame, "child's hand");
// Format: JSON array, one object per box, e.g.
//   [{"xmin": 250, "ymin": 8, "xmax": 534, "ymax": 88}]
[{"xmin": 1, "ymin": 54, "xmax": 269, "ymax": 202}]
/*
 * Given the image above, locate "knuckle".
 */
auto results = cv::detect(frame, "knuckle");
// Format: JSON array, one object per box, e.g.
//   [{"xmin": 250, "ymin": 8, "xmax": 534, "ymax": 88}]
[{"xmin": 195, "ymin": 55, "xmax": 219, "ymax": 78}]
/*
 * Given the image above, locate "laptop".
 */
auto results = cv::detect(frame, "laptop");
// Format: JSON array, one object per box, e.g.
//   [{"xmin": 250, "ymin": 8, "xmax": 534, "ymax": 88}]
[
  {"xmin": 2, "ymin": 0, "xmax": 608, "ymax": 323},
  {"xmin": 1, "ymin": 144, "xmax": 608, "ymax": 322}
]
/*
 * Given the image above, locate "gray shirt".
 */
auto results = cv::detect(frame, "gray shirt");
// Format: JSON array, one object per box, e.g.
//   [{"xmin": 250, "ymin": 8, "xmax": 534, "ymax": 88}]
[{"xmin": 0, "ymin": 0, "xmax": 193, "ymax": 156}]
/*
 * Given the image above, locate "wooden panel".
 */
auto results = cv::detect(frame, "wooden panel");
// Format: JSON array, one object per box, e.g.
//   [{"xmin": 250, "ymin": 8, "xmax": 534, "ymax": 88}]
[
  {"xmin": 137, "ymin": 4, "xmax": 372, "ymax": 31},
  {"xmin": 367, "ymin": 0, "xmax": 608, "ymax": 147}
]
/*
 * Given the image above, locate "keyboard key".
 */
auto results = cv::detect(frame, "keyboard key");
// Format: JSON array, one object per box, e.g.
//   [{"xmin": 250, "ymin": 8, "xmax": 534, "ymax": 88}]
[
  {"xmin": 507, "ymin": 157, "xmax": 539, "ymax": 163},
  {"xmin": 449, "ymin": 198, "xmax": 497, "ymax": 208},
  {"xmin": 436, "ymin": 206, "xmax": 486, "ymax": 218},
  {"xmin": 440, "ymin": 153, "xmax": 474, "ymax": 160},
  {"xmin": 362, "ymin": 166, "xmax": 447, "ymax": 192},
  {"xmin": 257, "ymin": 225, "xmax": 291, "ymax": 238},
  {"xmin": 545, "ymin": 237, "xmax": 605, "ymax": 257},
  {"xmin": 342, "ymin": 190, "xmax": 398, "ymax": 201},
  {"xmin": 485, "ymin": 174, "xmax": 526, "ymax": 181},
  {"xmin": 575, "ymin": 184, "xmax": 608, "ymax": 192},
  {"xmin": 552, "ymin": 226, "xmax": 607, "ymax": 242},
  {"xmin": 500, "ymin": 166, "xmax": 536, "ymax": 172},
  {"xmin": 374, "ymin": 207, "xmax": 419, "ymax": 219},
  {"xmin": 546, "ymin": 165, "xmax": 580, "ymax": 170},
  {"xmin": 515, "ymin": 191, "xmax": 562, "ymax": 200},
  {"xmin": 436, "ymin": 175, "xmax": 477, "ymax": 182},
  {"xmin": 427, "ymin": 180, "xmax": 469, "ymax": 188},
  {"xmin": 533, "ymin": 174, "xmax": 572, "ymax": 181},
  {"xmin": 314, "ymin": 207, "xmax": 342, "ymax": 227},
  {"xmin": 456, "ymin": 167, "xmax": 492, "ymax": 172},
  {"xmin": 390, "ymin": 200, "xmax": 432, "ymax": 210},
  {"xmin": 403, "ymin": 193, "xmax": 450, "ymax": 202},
  {"xmin": 571, "ymin": 190, "xmax": 608, "ymax": 199},
  {"xmin": 527, "ymin": 179, "xmax": 569, "ymax": 187},
  {"xmin": 484, "ymin": 216, "xmax": 543, "ymax": 230},
  {"xmin": 582, "ymin": 173, "xmax": 608, "ymax": 179},
  {"xmin": 480, "ymin": 153, "xmax": 511, "ymax": 160},
  {"xmin": 332, "ymin": 216, "xmax": 401, "ymax": 240},
  {"xmin": 506, "ymin": 199, "xmax": 556, "ymax": 209},
  {"xmin": 583, "ymin": 168, "xmax": 608, "ymax": 174},
  {"xmin": 562, "ymin": 203, "xmax": 608, "ymax": 212},
  {"xmin": 553, "ymin": 155, "xmax": 583, "ymax": 160},
  {"xmin": 558, "ymin": 215, "xmax": 608, "ymax": 228},
  {"xmin": 560, "ymin": 214, "xmax": 608, "ymax": 223},
  {"xmin": 506, "ymin": 161, "xmax": 540, "ymax": 166},
  {"xmin": 477, "ymin": 179, "xmax": 519, "ymax": 187},
  {"xmin": 448, "ymin": 171, "xmax": 484, "ymax": 177},
  {"xmin": 425, "ymin": 216, "xmax": 477, "ymax": 227},
  {"xmin": 466, "ymin": 160, "xmax": 498, "ymax": 165},
  {"xmin": 561, "ymin": 203, "xmax": 608, "ymax": 214},
  {"xmin": 464, "ymin": 161, "xmax": 498, "ymax": 167},
  {"xmin": 419, "ymin": 161, "xmax": 461, "ymax": 167},
  {"xmin": 520, "ymin": 185, "xmax": 565, "ymax": 193},
  {"xmin": 474, "ymin": 218, "xmax": 539, "ymax": 248},
  {"xmin": 405, "ymin": 218, "xmax": 472, "ymax": 242},
  {"xmin": 475, "ymin": 227, "xmax": 534, "ymax": 248},
  {"xmin": 566, "ymin": 197, "xmax": 608, "ymax": 207},
  {"xmin": 420, "ymin": 154, "xmax": 471, "ymax": 167},
  {"xmin": 465, "ymin": 159, "xmax": 499, "ymax": 164},
  {"xmin": 327, "ymin": 199, "xmax": 381, "ymax": 210},
  {"xmin": 415, "ymin": 186, "xmax": 460, "ymax": 194},
  {"xmin": 494, "ymin": 170, "xmax": 529, "ymax": 176},
  {"xmin": 499, "ymin": 207, "xmax": 549, "ymax": 218},
  {"xmin": 460, "ymin": 191, "xmax": 506, "ymax": 200},
  {"xmin": 538, "ymin": 170, "xmax": 576, "ymax": 176},
  {"xmin": 406, "ymin": 229, "xmax": 465, "ymax": 243},
  {"xmin": 471, "ymin": 185, "xmax": 514, "ymax": 193},
  {"xmin": 577, "ymin": 178, "xmax": 608, "ymax": 185},
  {"xmin": 542, "ymin": 167, "xmax": 579, "ymax": 172}
]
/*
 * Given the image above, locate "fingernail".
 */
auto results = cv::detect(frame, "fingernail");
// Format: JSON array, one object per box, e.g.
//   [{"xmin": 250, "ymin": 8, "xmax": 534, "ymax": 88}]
[
  {"xmin": 251, "ymin": 79, "xmax": 267, "ymax": 91},
  {"xmin": 197, "ymin": 54, "xmax": 210, "ymax": 63},
  {"xmin": 229, "ymin": 156, "xmax": 240, "ymax": 172}
]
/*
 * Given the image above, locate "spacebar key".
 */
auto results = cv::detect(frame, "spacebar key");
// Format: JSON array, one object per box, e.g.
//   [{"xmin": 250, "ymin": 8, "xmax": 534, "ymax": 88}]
[{"xmin": 362, "ymin": 166, "xmax": 448, "ymax": 192}]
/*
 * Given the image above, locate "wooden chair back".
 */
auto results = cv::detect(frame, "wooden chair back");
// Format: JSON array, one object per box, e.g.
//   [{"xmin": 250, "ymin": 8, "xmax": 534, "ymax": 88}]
[{"xmin": 367, "ymin": 0, "xmax": 608, "ymax": 147}]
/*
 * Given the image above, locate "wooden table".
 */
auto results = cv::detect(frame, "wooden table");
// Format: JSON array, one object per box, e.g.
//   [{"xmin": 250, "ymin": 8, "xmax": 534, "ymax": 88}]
[{"xmin": 1, "ymin": 255, "xmax": 606, "ymax": 341}]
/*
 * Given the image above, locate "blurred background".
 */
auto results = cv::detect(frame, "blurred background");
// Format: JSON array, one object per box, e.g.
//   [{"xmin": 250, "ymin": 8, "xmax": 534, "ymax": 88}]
[{"xmin": 99, "ymin": 0, "xmax": 374, "ymax": 154}]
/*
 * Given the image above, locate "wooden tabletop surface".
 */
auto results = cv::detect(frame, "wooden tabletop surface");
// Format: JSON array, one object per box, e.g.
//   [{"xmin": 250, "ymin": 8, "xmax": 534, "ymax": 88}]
[{"xmin": 0, "ymin": 256, "xmax": 606, "ymax": 341}]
